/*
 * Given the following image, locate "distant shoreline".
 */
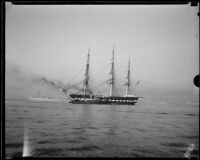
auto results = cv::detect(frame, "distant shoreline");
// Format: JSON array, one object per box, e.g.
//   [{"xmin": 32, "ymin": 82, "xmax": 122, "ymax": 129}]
[
  {"xmin": 5, "ymin": 98, "xmax": 28, "ymax": 101},
  {"xmin": 5, "ymin": 98, "xmax": 67, "ymax": 101}
]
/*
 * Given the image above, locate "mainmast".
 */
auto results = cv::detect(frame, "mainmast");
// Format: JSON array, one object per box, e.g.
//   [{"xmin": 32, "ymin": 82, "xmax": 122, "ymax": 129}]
[
  {"xmin": 109, "ymin": 45, "xmax": 115, "ymax": 97},
  {"xmin": 125, "ymin": 57, "xmax": 131, "ymax": 95},
  {"xmin": 83, "ymin": 49, "xmax": 90, "ymax": 95}
]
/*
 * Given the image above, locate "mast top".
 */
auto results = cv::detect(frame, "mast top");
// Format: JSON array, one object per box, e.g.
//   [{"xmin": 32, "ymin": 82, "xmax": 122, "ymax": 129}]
[
  {"xmin": 87, "ymin": 48, "xmax": 90, "ymax": 64},
  {"xmin": 112, "ymin": 45, "xmax": 115, "ymax": 61}
]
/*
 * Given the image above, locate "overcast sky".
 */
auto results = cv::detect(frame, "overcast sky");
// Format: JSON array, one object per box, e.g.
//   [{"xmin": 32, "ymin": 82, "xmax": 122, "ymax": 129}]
[{"xmin": 5, "ymin": 3, "xmax": 199, "ymax": 98}]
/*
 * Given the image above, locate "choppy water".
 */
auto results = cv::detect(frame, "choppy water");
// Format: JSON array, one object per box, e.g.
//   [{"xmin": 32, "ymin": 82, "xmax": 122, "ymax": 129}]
[{"xmin": 5, "ymin": 96, "xmax": 199, "ymax": 158}]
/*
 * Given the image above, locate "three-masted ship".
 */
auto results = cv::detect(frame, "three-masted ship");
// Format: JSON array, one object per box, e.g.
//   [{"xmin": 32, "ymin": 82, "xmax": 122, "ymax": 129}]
[{"xmin": 63, "ymin": 46, "xmax": 142, "ymax": 105}]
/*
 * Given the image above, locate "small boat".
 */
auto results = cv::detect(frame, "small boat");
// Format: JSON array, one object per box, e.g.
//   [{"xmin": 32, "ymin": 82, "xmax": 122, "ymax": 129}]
[{"xmin": 62, "ymin": 46, "xmax": 142, "ymax": 105}]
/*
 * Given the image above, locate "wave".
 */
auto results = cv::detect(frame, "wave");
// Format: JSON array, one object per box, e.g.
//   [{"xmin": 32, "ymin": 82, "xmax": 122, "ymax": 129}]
[
  {"xmin": 66, "ymin": 145, "xmax": 102, "ymax": 152},
  {"xmin": 161, "ymin": 142, "xmax": 187, "ymax": 148},
  {"xmin": 6, "ymin": 142, "xmax": 23, "ymax": 148},
  {"xmin": 181, "ymin": 135, "xmax": 199, "ymax": 139},
  {"xmin": 33, "ymin": 148, "xmax": 63, "ymax": 157},
  {"xmin": 184, "ymin": 113, "xmax": 198, "ymax": 116}
]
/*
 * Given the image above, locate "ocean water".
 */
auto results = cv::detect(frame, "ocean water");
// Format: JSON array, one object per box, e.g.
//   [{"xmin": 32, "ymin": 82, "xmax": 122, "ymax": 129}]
[{"xmin": 5, "ymin": 96, "xmax": 199, "ymax": 158}]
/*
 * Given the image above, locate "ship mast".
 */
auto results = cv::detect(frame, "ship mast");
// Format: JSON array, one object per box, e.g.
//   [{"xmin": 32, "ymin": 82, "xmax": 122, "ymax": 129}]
[
  {"xmin": 125, "ymin": 57, "xmax": 131, "ymax": 95},
  {"xmin": 109, "ymin": 45, "xmax": 115, "ymax": 97},
  {"xmin": 83, "ymin": 49, "xmax": 90, "ymax": 95}
]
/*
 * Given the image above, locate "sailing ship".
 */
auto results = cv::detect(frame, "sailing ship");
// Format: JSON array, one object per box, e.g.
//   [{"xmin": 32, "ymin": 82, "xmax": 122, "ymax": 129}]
[{"xmin": 62, "ymin": 46, "xmax": 142, "ymax": 105}]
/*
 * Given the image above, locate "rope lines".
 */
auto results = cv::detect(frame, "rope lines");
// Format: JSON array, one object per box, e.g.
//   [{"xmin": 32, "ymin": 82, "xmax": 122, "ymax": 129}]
[{"xmin": 67, "ymin": 65, "xmax": 86, "ymax": 85}]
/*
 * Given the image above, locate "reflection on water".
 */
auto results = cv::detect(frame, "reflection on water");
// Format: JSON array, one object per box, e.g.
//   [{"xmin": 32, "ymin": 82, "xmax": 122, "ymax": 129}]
[
  {"xmin": 5, "ymin": 97, "xmax": 199, "ymax": 158},
  {"xmin": 105, "ymin": 105, "xmax": 119, "ymax": 137},
  {"xmin": 22, "ymin": 127, "xmax": 32, "ymax": 157}
]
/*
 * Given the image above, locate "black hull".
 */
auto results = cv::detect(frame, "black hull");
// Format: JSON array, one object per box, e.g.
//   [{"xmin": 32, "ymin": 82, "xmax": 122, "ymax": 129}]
[
  {"xmin": 69, "ymin": 101, "xmax": 137, "ymax": 105},
  {"xmin": 68, "ymin": 94, "xmax": 140, "ymax": 105}
]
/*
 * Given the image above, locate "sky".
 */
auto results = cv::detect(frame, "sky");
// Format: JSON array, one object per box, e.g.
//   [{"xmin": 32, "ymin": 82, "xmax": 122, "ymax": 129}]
[{"xmin": 5, "ymin": 3, "xmax": 199, "ymax": 99}]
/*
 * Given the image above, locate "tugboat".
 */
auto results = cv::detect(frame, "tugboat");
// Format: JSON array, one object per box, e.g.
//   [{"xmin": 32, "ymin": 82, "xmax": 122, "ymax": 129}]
[{"xmin": 62, "ymin": 46, "xmax": 142, "ymax": 105}]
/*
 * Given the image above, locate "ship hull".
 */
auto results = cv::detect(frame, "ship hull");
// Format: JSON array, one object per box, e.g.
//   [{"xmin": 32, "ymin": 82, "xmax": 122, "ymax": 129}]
[
  {"xmin": 68, "ymin": 94, "xmax": 140, "ymax": 105},
  {"xmin": 69, "ymin": 100, "xmax": 137, "ymax": 105}
]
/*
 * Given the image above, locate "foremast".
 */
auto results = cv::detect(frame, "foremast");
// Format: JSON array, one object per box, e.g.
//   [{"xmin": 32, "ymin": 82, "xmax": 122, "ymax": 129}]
[
  {"xmin": 83, "ymin": 49, "xmax": 90, "ymax": 95},
  {"xmin": 109, "ymin": 45, "xmax": 115, "ymax": 97}
]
